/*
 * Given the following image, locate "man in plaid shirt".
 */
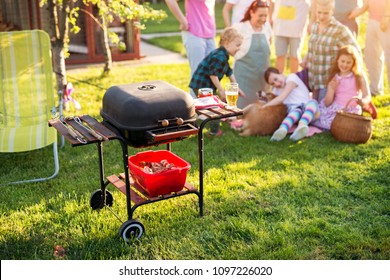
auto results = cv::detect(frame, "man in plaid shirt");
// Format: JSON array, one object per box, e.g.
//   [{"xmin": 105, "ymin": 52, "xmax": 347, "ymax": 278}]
[{"xmin": 304, "ymin": 0, "xmax": 360, "ymax": 101}]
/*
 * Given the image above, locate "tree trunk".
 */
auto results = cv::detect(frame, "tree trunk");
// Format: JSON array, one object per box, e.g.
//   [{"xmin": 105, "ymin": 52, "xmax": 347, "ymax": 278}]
[
  {"xmin": 51, "ymin": 43, "xmax": 67, "ymax": 91},
  {"xmin": 101, "ymin": 15, "xmax": 112, "ymax": 75},
  {"xmin": 45, "ymin": 0, "xmax": 70, "ymax": 92}
]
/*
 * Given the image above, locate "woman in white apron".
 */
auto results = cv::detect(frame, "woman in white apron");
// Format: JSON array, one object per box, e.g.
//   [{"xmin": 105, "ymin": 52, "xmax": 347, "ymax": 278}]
[{"xmin": 233, "ymin": 0, "xmax": 272, "ymax": 109}]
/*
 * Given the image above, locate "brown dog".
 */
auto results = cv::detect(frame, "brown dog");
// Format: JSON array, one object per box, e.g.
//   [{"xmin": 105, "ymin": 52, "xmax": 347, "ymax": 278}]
[{"xmin": 239, "ymin": 93, "xmax": 287, "ymax": 136}]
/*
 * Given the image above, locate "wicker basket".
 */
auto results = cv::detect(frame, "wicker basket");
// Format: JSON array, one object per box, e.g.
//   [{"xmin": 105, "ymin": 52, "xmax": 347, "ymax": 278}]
[{"xmin": 330, "ymin": 97, "xmax": 372, "ymax": 144}]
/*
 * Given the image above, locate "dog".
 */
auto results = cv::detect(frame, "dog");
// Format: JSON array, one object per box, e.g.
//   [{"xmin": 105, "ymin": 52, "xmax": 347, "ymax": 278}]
[{"xmin": 239, "ymin": 92, "xmax": 287, "ymax": 136}]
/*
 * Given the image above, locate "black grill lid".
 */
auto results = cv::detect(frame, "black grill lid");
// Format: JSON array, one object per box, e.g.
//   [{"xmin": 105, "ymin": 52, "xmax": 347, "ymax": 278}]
[{"xmin": 101, "ymin": 80, "xmax": 196, "ymax": 131}]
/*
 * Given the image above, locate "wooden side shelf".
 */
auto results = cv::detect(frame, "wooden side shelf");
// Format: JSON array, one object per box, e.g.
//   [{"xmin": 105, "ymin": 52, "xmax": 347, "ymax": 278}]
[
  {"xmin": 106, "ymin": 173, "xmax": 199, "ymax": 206},
  {"xmin": 196, "ymin": 107, "xmax": 243, "ymax": 120},
  {"xmin": 49, "ymin": 115, "xmax": 117, "ymax": 146}
]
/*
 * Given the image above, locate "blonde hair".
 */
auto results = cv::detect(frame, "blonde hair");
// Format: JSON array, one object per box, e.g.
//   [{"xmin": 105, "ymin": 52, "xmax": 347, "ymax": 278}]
[{"xmin": 219, "ymin": 27, "xmax": 243, "ymax": 46}]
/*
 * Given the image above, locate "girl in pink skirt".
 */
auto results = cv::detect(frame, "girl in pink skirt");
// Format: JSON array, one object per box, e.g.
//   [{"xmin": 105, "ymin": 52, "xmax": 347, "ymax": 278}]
[{"xmin": 314, "ymin": 45, "xmax": 375, "ymax": 130}]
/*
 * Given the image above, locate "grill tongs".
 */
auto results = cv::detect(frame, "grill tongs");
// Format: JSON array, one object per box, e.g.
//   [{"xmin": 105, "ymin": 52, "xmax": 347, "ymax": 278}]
[
  {"xmin": 73, "ymin": 116, "xmax": 108, "ymax": 141},
  {"xmin": 59, "ymin": 116, "xmax": 87, "ymax": 144}
]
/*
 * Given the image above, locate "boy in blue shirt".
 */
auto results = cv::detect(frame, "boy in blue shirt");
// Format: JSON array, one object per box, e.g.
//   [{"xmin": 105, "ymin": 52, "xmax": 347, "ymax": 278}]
[{"xmin": 190, "ymin": 27, "xmax": 244, "ymax": 136}]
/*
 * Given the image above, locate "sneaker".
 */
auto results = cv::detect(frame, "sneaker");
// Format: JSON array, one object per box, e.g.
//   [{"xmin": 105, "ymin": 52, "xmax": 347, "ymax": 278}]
[
  {"xmin": 290, "ymin": 125, "xmax": 309, "ymax": 141},
  {"xmin": 271, "ymin": 127, "xmax": 287, "ymax": 141}
]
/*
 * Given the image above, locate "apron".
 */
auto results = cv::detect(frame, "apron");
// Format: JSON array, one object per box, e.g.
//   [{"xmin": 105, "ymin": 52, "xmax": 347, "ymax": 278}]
[{"xmin": 234, "ymin": 33, "xmax": 271, "ymax": 109}]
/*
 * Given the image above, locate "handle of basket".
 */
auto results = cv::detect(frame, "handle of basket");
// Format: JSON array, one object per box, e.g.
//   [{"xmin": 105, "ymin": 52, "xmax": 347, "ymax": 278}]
[{"xmin": 342, "ymin": 96, "xmax": 362, "ymax": 113}]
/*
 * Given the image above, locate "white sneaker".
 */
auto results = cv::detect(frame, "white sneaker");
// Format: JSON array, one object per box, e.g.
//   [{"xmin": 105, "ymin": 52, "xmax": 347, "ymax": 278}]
[
  {"xmin": 290, "ymin": 125, "xmax": 309, "ymax": 141},
  {"xmin": 271, "ymin": 127, "xmax": 288, "ymax": 141}
]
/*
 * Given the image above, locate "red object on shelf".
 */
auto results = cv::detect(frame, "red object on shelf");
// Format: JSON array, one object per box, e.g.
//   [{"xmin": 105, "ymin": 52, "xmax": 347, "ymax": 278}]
[{"xmin": 128, "ymin": 150, "xmax": 191, "ymax": 196}]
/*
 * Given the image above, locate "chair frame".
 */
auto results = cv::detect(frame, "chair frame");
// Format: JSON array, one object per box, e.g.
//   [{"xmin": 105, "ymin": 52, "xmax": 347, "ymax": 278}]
[{"xmin": 0, "ymin": 30, "xmax": 63, "ymax": 185}]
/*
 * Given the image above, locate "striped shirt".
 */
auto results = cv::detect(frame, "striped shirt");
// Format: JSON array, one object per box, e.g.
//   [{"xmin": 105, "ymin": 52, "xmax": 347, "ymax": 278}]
[
  {"xmin": 189, "ymin": 46, "xmax": 233, "ymax": 93},
  {"xmin": 307, "ymin": 18, "xmax": 360, "ymax": 91}
]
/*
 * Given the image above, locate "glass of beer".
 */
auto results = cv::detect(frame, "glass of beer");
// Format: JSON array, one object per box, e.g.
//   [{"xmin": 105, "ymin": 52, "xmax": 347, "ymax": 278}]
[{"xmin": 225, "ymin": 82, "xmax": 239, "ymax": 109}]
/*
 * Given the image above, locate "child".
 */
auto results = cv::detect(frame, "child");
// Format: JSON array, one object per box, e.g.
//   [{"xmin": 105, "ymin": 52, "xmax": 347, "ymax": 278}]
[
  {"xmin": 189, "ymin": 27, "xmax": 244, "ymax": 136},
  {"xmin": 271, "ymin": 0, "xmax": 310, "ymax": 73},
  {"xmin": 313, "ymin": 45, "xmax": 376, "ymax": 130},
  {"xmin": 263, "ymin": 67, "xmax": 319, "ymax": 141}
]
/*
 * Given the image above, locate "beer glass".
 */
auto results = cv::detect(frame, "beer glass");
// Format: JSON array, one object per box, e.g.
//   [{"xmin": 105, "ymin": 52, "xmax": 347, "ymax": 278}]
[{"xmin": 225, "ymin": 82, "xmax": 239, "ymax": 109}]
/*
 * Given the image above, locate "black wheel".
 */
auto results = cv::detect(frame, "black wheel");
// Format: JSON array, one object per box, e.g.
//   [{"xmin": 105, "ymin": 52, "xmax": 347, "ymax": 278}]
[
  {"xmin": 119, "ymin": 219, "xmax": 145, "ymax": 242},
  {"xmin": 89, "ymin": 189, "xmax": 113, "ymax": 210}
]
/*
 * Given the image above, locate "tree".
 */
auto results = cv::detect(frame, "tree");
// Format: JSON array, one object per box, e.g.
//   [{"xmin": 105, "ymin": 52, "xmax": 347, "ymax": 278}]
[
  {"xmin": 40, "ymin": 0, "xmax": 166, "ymax": 92},
  {"xmin": 80, "ymin": 0, "xmax": 167, "ymax": 74}
]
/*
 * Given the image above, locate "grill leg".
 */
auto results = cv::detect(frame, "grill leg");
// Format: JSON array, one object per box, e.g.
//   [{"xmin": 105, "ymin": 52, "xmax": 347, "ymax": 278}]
[
  {"xmin": 117, "ymin": 138, "xmax": 133, "ymax": 220},
  {"xmin": 97, "ymin": 142, "xmax": 105, "ymax": 194},
  {"xmin": 197, "ymin": 119, "xmax": 211, "ymax": 217}
]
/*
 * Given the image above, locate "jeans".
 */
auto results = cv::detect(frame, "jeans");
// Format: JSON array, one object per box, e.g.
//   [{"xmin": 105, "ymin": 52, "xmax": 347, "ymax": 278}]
[{"xmin": 183, "ymin": 31, "xmax": 216, "ymax": 77}]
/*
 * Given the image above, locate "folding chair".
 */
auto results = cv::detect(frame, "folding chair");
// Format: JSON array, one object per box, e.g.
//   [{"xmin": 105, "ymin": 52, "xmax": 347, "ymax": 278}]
[{"xmin": 0, "ymin": 30, "xmax": 62, "ymax": 185}]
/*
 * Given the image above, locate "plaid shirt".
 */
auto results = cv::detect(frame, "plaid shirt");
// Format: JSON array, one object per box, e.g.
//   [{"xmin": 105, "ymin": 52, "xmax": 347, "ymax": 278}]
[
  {"xmin": 307, "ymin": 18, "xmax": 360, "ymax": 90},
  {"xmin": 189, "ymin": 46, "xmax": 233, "ymax": 93}
]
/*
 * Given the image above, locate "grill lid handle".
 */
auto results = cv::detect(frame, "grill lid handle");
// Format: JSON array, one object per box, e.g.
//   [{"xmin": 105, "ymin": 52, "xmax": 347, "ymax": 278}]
[{"xmin": 137, "ymin": 85, "xmax": 156, "ymax": 91}]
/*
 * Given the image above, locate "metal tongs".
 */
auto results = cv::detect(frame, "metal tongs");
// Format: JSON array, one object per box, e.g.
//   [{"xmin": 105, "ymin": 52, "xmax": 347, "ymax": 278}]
[
  {"xmin": 74, "ymin": 116, "xmax": 108, "ymax": 141},
  {"xmin": 60, "ymin": 116, "xmax": 87, "ymax": 144}
]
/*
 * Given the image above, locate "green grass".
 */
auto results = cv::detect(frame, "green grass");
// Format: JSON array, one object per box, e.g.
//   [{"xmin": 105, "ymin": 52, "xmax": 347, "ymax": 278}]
[
  {"xmin": 1, "ymin": 62, "xmax": 389, "ymax": 260},
  {"xmin": 1, "ymin": 7, "xmax": 390, "ymax": 260}
]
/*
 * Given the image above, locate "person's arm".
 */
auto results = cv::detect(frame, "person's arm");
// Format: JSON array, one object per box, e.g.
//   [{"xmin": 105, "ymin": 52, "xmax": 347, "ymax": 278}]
[
  {"xmin": 300, "ymin": 55, "xmax": 308, "ymax": 69},
  {"xmin": 338, "ymin": 24, "xmax": 361, "ymax": 53},
  {"xmin": 165, "ymin": 0, "xmax": 188, "ymax": 31},
  {"xmin": 222, "ymin": 3, "xmax": 234, "ymax": 27},
  {"xmin": 324, "ymin": 76, "xmax": 338, "ymax": 107},
  {"xmin": 210, "ymin": 75, "xmax": 225, "ymax": 99},
  {"xmin": 359, "ymin": 74, "xmax": 371, "ymax": 105},
  {"xmin": 348, "ymin": 0, "xmax": 369, "ymax": 19},
  {"xmin": 380, "ymin": 0, "xmax": 390, "ymax": 32},
  {"xmin": 269, "ymin": 0, "xmax": 274, "ymax": 26},
  {"xmin": 263, "ymin": 81, "xmax": 297, "ymax": 108}
]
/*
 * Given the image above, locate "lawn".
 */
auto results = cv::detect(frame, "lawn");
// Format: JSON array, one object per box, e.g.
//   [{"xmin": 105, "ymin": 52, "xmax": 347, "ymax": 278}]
[
  {"xmin": 1, "ymin": 3, "xmax": 390, "ymax": 260},
  {"xmin": 1, "ymin": 61, "xmax": 389, "ymax": 260}
]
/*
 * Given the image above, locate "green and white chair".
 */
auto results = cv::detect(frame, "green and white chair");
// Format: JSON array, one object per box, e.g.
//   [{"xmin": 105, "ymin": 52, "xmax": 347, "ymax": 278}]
[{"xmin": 0, "ymin": 30, "xmax": 61, "ymax": 185}]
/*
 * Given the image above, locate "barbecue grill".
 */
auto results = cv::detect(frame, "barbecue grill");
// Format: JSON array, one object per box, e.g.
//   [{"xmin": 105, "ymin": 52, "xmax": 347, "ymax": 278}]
[
  {"xmin": 101, "ymin": 80, "xmax": 197, "ymax": 147},
  {"xmin": 49, "ymin": 80, "xmax": 243, "ymax": 242}
]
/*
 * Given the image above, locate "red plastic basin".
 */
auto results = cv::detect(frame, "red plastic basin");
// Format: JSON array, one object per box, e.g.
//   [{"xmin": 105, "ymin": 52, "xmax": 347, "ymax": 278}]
[{"xmin": 128, "ymin": 150, "xmax": 191, "ymax": 197}]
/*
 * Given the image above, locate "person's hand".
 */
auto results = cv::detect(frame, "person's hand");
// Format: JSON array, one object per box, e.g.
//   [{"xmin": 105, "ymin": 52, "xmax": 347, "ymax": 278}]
[
  {"xmin": 348, "ymin": 8, "xmax": 359, "ymax": 19},
  {"xmin": 179, "ymin": 20, "xmax": 189, "ymax": 31},
  {"xmin": 328, "ymin": 76, "xmax": 339, "ymax": 91},
  {"xmin": 219, "ymin": 90, "xmax": 226, "ymax": 102},
  {"xmin": 300, "ymin": 60, "xmax": 307, "ymax": 69},
  {"xmin": 380, "ymin": 17, "xmax": 390, "ymax": 32}
]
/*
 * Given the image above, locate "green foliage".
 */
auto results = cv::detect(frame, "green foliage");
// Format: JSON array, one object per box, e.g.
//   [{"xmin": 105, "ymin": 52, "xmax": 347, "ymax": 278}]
[
  {"xmin": 0, "ymin": 62, "xmax": 389, "ymax": 260},
  {"xmin": 78, "ymin": 0, "xmax": 167, "ymax": 50},
  {"xmin": 84, "ymin": 0, "xmax": 167, "ymax": 27}
]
